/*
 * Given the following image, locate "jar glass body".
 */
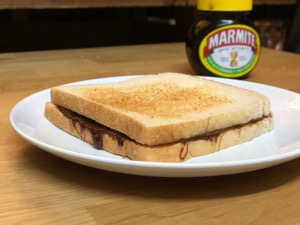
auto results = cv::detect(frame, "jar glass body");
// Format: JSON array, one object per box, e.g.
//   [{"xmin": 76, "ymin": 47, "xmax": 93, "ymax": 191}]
[{"xmin": 186, "ymin": 11, "xmax": 260, "ymax": 79}]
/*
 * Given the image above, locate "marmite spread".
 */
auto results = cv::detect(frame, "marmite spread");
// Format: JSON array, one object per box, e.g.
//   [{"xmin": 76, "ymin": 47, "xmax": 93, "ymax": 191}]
[{"xmin": 186, "ymin": 0, "xmax": 260, "ymax": 78}]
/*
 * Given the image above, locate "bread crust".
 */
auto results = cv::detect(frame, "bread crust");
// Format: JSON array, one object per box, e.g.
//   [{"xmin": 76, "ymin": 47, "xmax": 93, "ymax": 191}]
[
  {"xmin": 50, "ymin": 73, "xmax": 271, "ymax": 145},
  {"xmin": 45, "ymin": 102, "xmax": 273, "ymax": 162}
]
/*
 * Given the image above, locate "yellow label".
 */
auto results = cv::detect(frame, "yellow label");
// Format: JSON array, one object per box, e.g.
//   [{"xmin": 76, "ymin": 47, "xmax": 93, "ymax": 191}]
[{"xmin": 199, "ymin": 24, "xmax": 260, "ymax": 78}]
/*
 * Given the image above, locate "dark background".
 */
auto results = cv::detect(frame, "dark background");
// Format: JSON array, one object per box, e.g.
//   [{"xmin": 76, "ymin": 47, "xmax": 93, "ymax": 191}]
[{"xmin": 0, "ymin": 4, "xmax": 296, "ymax": 53}]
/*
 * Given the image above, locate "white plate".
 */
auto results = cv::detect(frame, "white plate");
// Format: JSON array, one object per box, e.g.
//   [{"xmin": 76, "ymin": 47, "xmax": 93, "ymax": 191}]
[{"xmin": 10, "ymin": 76, "xmax": 300, "ymax": 177}]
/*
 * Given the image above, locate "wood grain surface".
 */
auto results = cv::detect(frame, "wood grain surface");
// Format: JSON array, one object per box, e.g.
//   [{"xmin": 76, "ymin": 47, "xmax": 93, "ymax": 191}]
[{"xmin": 1, "ymin": 43, "xmax": 299, "ymax": 224}]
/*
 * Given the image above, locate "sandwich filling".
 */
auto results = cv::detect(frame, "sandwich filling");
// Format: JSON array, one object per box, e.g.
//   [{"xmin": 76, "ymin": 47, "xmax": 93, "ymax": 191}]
[{"xmin": 56, "ymin": 105, "xmax": 272, "ymax": 149}]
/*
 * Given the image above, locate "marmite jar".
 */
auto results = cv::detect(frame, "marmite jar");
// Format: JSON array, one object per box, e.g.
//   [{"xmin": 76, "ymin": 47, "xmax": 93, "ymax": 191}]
[{"xmin": 186, "ymin": 0, "xmax": 260, "ymax": 78}]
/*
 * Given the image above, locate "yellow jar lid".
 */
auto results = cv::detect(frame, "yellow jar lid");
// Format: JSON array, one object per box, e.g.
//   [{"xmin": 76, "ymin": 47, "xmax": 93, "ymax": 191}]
[{"xmin": 197, "ymin": 0, "xmax": 252, "ymax": 11}]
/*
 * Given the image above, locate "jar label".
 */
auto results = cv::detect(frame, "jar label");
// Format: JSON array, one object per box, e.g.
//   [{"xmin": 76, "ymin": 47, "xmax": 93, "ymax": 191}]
[{"xmin": 199, "ymin": 24, "xmax": 260, "ymax": 78}]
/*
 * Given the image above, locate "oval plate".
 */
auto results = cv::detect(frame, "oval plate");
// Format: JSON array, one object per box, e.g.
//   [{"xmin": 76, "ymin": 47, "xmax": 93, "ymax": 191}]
[{"xmin": 10, "ymin": 76, "xmax": 300, "ymax": 177}]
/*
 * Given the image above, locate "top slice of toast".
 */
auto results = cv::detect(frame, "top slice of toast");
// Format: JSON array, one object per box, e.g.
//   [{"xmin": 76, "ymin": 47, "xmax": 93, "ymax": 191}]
[{"xmin": 50, "ymin": 72, "xmax": 271, "ymax": 145}]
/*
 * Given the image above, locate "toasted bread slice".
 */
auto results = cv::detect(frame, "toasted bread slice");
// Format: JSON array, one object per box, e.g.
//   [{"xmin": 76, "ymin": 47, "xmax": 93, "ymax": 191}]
[
  {"xmin": 45, "ymin": 102, "xmax": 273, "ymax": 162},
  {"xmin": 50, "ymin": 73, "xmax": 271, "ymax": 145}
]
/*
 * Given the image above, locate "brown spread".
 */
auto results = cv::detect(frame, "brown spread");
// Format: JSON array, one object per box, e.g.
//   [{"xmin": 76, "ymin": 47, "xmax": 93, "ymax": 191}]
[
  {"xmin": 58, "ymin": 106, "xmax": 126, "ymax": 150},
  {"xmin": 57, "ymin": 105, "xmax": 272, "ymax": 150}
]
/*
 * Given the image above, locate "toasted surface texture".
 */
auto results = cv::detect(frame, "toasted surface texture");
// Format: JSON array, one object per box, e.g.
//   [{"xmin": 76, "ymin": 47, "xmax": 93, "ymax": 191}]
[
  {"xmin": 45, "ymin": 102, "xmax": 273, "ymax": 162},
  {"xmin": 50, "ymin": 72, "xmax": 271, "ymax": 145}
]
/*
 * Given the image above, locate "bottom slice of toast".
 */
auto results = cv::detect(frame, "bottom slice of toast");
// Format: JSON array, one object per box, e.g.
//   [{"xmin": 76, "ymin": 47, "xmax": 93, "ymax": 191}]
[{"xmin": 45, "ymin": 102, "xmax": 273, "ymax": 162}]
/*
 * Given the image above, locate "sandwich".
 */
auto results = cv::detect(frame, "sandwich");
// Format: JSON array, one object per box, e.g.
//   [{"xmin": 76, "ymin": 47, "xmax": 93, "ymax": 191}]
[{"xmin": 45, "ymin": 72, "xmax": 273, "ymax": 162}]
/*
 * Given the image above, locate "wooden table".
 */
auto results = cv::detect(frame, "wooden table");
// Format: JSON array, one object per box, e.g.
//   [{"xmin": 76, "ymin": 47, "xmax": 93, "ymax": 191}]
[{"xmin": 1, "ymin": 43, "xmax": 299, "ymax": 224}]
